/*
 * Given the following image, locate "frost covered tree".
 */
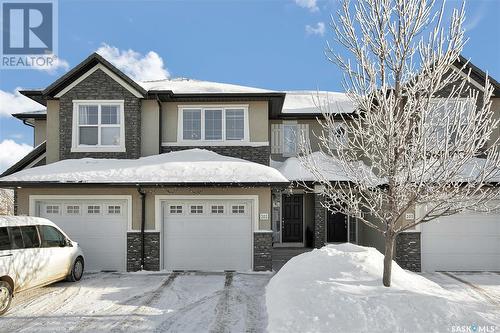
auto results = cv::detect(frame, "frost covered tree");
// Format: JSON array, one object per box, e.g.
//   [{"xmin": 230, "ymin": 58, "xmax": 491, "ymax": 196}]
[
  {"xmin": 0, "ymin": 189, "xmax": 14, "ymax": 215},
  {"xmin": 298, "ymin": 0, "xmax": 500, "ymax": 286}
]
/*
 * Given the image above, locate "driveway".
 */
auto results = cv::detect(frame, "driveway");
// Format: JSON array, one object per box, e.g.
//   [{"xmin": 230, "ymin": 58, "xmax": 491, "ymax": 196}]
[
  {"xmin": 421, "ymin": 271, "xmax": 500, "ymax": 304},
  {"xmin": 0, "ymin": 271, "xmax": 271, "ymax": 333}
]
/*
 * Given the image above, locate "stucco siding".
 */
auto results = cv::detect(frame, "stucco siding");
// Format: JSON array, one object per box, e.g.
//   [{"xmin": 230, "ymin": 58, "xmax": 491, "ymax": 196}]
[
  {"xmin": 162, "ymin": 101, "xmax": 269, "ymax": 143},
  {"xmin": 46, "ymin": 100, "xmax": 60, "ymax": 163},
  {"xmin": 140, "ymin": 100, "xmax": 160, "ymax": 156},
  {"xmin": 17, "ymin": 186, "xmax": 272, "ymax": 231},
  {"xmin": 33, "ymin": 119, "xmax": 47, "ymax": 147}
]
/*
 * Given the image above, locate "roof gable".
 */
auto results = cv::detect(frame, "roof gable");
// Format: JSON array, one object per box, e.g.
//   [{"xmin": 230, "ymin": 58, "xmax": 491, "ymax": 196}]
[{"xmin": 43, "ymin": 53, "xmax": 147, "ymax": 98}]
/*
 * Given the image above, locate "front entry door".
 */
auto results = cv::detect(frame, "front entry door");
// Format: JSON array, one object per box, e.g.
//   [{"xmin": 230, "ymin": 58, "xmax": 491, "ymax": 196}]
[
  {"xmin": 282, "ymin": 194, "xmax": 303, "ymax": 243},
  {"xmin": 327, "ymin": 212, "xmax": 348, "ymax": 242}
]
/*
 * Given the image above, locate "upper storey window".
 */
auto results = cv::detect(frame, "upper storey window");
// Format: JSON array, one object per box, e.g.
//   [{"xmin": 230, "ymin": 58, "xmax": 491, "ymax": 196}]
[
  {"xmin": 179, "ymin": 106, "xmax": 248, "ymax": 143},
  {"xmin": 72, "ymin": 100, "xmax": 125, "ymax": 152}
]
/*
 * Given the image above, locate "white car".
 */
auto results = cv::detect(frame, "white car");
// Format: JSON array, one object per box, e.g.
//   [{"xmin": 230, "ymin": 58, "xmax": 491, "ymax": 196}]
[{"xmin": 0, "ymin": 216, "xmax": 84, "ymax": 315}]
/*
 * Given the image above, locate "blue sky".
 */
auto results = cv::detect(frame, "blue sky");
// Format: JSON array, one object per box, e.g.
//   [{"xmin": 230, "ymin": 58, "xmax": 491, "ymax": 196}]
[{"xmin": 0, "ymin": 0, "xmax": 499, "ymax": 171}]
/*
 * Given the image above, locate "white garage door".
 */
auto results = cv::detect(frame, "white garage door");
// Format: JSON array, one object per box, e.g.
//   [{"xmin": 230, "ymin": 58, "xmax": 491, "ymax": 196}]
[
  {"xmin": 37, "ymin": 199, "xmax": 128, "ymax": 271},
  {"xmin": 163, "ymin": 199, "xmax": 253, "ymax": 271},
  {"xmin": 421, "ymin": 211, "xmax": 500, "ymax": 271}
]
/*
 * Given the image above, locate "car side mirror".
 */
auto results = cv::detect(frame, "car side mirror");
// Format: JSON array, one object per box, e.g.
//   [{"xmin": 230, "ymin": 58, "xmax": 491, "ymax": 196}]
[{"xmin": 60, "ymin": 238, "xmax": 71, "ymax": 247}]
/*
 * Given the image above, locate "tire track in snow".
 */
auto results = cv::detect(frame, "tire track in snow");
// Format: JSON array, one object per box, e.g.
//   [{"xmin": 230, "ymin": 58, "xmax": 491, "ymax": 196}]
[
  {"xmin": 1, "ymin": 285, "xmax": 81, "ymax": 333},
  {"xmin": 209, "ymin": 272, "xmax": 234, "ymax": 333},
  {"xmin": 106, "ymin": 272, "xmax": 181, "ymax": 333},
  {"xmin": 441, "ymin": 272, "xmax": 500, "ymax": 305}
]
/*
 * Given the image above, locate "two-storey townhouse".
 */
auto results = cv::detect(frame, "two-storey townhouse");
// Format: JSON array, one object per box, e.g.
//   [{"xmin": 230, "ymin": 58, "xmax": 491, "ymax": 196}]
[{"xmin": 0, "ymin": 53, "xmax": 499, "ymax": 273}]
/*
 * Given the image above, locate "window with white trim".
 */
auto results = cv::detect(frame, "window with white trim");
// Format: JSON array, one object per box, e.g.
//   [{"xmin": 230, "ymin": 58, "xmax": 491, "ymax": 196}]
[
  {"xmin": 225, "ymin": 109, "xmax": 245, "ymax": 140},
  {"xmin": 190, "ymin": 205, "xmax": 203, "ymax": 214},
  {"xmin": 107, "ymin": 205, "xmax": 121, "ymax": 214},
  {"xmin": 231, "ymin": 205, "xmax": 245, "ymax": 214},
  {"xmin": 211, "ymin": 205, "xmax": 224, "ymax": 214},
  {"xmin": 87, "ymin": 205, "xmax": 101, "ymax": 214},
  {"xmin": 282, "ymin": 123, "xmax": 298, "ymax": 157},
  {"xmin": 180, "ymin": 106, "xmax": 248, "ymax": 142},
  {"xmin": 427, "ymin": 98, "xmax": 475, "ymax": 149},
  {"xmin": 45, "ymin": 205, "xmax": 60, "ymax": 214},
  {"xmin": 329, "ymin": 123, "xmax": 348, "ymax": 148},
  {"xmin": 72, "ymin": 101, "xmax": 125, "ymax": 152},
  {"xmin": 169, "ymin": 205, "xmax": 183, "ymax": 214},
  {"xmin": 66, "ymin": 205, "xmax": 80, "ymax": 215}
]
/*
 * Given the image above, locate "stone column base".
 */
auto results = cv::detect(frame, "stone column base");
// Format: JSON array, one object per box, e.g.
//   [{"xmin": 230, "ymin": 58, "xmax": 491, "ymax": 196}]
[
  {"xmin": 313, "ymin": 193, "xmax": 326, "ymax": 248},
  {"xmin": 395, "ymin": 232, "xmax": 421, "ymax": 272},
  {"xmin": 254, "ymin": 231, "xmax": 273, "ymax": 271},
  {"xmin": 127, "ymin": 232, "xmax": 160, "ymax": 271}
]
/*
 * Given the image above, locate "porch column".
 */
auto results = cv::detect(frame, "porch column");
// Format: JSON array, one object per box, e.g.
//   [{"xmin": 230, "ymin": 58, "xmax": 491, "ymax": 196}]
[{"xmin": 313, "ymin": 191, "xmax": 326, "ymax": 248}]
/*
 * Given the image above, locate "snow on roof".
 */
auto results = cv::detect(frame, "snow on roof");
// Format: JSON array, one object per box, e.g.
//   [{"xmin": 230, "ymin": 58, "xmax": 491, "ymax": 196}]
[
  {"xmin": 271, "ymin": 152, "xmax": 378, "ymax": 183},
  {"xmin": 282, "ymin": 91, "xmax": 355, "ymax": 114},
  {"xmin": 138, "ymin": 78, "xmax": 276, "ymax": 94},
  {"xmin": 0, "ymin": 149, "xmax": 288, "ymax": 184}
]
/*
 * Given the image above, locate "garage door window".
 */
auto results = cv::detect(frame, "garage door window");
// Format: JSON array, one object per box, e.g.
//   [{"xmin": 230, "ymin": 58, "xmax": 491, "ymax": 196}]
[
  {"xmin": 45, "ymin": 205, "xmax": 60, "ymax": 214},
  {"xmin": 87, "ymin": 205, "xmax": 101, "ymax": 214},
  {"xmin": 169, "ymin": 205, "xmax": 183, "ymax": 214},
  {"xmin": 190, "ymin": 205, "xmax": 203, "ymax": 214},
  {"xmin": 107, "ymin": 205, "xmax": 121, "ymax": 214},
  {"xmin": 40, "ymin": 225, "xmax": 65, "ymax": 247},
  {"xmin": 232, "ymin": 205, "xmax": 245, "ymax": 214},
  {"xmin": 66, "ymin": 205, "xmax": 80, "ymax": 215},
  {"xmin": 211, "ymin": 205, "xmax": 224, "ymax": 214}
]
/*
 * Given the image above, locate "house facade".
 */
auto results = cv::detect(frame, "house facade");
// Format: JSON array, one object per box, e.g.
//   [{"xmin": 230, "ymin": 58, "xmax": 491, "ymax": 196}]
[{"xmin": 1, "ymin": 53, "xmax": 499, "ymax": 273}]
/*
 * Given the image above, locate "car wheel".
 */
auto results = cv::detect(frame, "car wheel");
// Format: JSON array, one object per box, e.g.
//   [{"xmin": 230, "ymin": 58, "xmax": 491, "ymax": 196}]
[
  {"xmin": 68, "ymin": 257, "xmax": 84, "ymax": 282},
  {"xmin": 0, "ymin": 281, "xmax": 12, "ymax": 316}
]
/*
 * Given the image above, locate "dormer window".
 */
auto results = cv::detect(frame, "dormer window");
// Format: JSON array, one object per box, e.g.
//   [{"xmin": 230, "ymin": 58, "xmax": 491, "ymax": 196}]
[
  {"xmin": 72, "ymin": 100, "xmax": 125, "ymax": 152},
  {"xmin": 178, "ymin": 105, "xmax": 249, "ymax": 143}
]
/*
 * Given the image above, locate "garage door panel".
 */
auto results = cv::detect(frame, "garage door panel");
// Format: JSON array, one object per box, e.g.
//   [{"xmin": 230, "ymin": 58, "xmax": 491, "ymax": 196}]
[
  {"xmin": 423, "ymin": 235, "xmax": 499, "ymax": 253},
  {"xmin": 422, "ymin": 212, "xmax": 500, "ymax": 271},
  {"xmin": 424, "ymin": 216, "xmax": 499, "ymax": 234},
  {"xmin": 163, "ymin": 199, "xmax": 253, "ymax": 271},
  {"xmin": 38, "ymin": 199, "xmax": 127, "ymax": 272}
]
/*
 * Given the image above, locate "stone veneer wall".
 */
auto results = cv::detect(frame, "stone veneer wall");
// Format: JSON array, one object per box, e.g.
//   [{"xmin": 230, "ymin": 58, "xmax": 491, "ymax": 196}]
[
  {"xmin": 313, "ymin": 193, "xmax": 326, "ymax": 248},
  {"xmin": 59, "ymin": 68, "xmax": 141, "ymax": 160},
  {"xmin": 127, "ymin": 232, "xmax": 160, "ymax": 271},
  {"xmin": 395, "ymin": 232, "xmax": 421, "ymax": 272},
  {"xmin": 254, "ymin": 232, "xmax": 273, "ymax": 271},
  {"xmin": 162, "ymin": 145, "xmax": 270, "ymax": 166},
  {"xmin": 13, "ymin": 189, "xmax": 18, "ymax": 216}
]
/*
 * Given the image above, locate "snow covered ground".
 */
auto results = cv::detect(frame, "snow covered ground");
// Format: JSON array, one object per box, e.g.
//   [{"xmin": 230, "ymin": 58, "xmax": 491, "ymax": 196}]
[
  {"xmin": 1, "ymin": 252, "xmax": 498, "ymax": 333},
  {"xmin": 266, "ymin": 244, "xmax": 500, "ymax": 333},
  {"xmin": 0, "ymin": 271, "xmax": 270, "ymax": 333}
]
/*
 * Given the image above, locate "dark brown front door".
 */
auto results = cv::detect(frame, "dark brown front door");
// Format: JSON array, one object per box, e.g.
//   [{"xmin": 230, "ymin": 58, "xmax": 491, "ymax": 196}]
[
  {"xmin": 282, "ymin": 194, "xmax": 303, "ymax": 243},
  {"xmin": 327, "ymin": 212, "xmax": 348, "ymax": 242}
]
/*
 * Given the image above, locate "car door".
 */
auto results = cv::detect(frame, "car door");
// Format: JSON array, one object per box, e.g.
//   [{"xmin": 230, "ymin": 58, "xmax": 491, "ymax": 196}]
[
  {"xmin": 7, "ymin": 226, "xmax": 42, "ymax": 291},
  {"xmin": 38, "ymin": 225, "xmax": 71, "ymax": 283}
]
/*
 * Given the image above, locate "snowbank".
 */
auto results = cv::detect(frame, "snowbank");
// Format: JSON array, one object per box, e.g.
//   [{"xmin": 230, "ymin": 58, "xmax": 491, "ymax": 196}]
[
  {"xmin": 0, "ymin": 149, "xmax": 288, "ymax": 184},
  {"xmin": 266, "ymin": 244, "xmax": 499, "ymax": 333},
  {"xmin": 282, "ymin": 91, "xmax": 355, "ymax": 114}
]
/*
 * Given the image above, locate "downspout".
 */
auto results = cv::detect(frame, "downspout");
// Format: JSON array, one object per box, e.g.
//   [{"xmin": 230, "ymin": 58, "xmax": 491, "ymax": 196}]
[
  {"xmin": 156, "ymin": 96, "xmax": 163, "ymax": 154},
  {"xmin": 137, "ymin": 186, "xmax": 146, "ymax": 270}
]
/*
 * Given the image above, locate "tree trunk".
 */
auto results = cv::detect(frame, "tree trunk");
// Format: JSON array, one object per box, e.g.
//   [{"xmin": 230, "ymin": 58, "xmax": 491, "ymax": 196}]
[{"xmin": 383, "ymin": 233, "xmax": 396, "ymax": 287}]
